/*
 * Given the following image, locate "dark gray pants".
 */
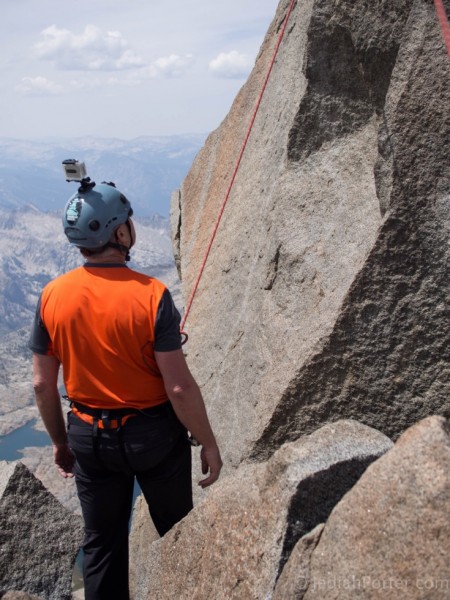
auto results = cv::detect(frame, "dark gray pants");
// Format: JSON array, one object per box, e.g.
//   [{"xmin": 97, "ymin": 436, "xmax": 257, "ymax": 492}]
[{"xmin": 67, "ymin": 406, "xmax": 193, "ymax": 600}]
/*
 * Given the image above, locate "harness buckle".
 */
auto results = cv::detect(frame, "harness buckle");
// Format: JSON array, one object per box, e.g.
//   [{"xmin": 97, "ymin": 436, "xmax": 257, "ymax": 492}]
[{"xmin": 101, "ymin": 410, "xmax": 112, "ymax": 429}]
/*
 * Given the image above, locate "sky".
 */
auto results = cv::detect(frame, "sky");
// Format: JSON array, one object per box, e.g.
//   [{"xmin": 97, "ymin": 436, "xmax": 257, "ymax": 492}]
[{"xmin": 0, "ymin": 0, "xmax": 280, "ymax": 140}]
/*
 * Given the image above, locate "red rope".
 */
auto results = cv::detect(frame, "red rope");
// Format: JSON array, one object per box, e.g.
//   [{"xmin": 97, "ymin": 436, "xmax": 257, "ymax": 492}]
[
  {"xmin": 434, "ymin": 0, "xmax": 450, "ymax": 57},
  {"xmin": 180, "ymin": 0, "xmax": 297, "ymax": 335}
]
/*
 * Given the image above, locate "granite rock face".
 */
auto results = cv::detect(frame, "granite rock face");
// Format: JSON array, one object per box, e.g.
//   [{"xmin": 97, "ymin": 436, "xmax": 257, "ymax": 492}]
[
  {"xmin": 131, "ymin": 420, "xmax": 392, "ymax": 600},
  {"xmin": 172, "ymin": 0, "xmax": 450, "ymax": 469},
  {"xmin": 0, "ymin": 461, "xmax": 83, "ymax": 600},
  {"xmin": 0, "ymin": 593, "xmax": 42, "ymax": 600},
  {"xmin": 129, "ymin": 495, "xmax": 160, "ymax": 600},
  {"xmin": 272, "ymin": 524, "xmax": 325, "ymax": 600},
  {"xmin": 302, "ymin": 416, "xmax": 450, "ymax": 600},
  {"xmin": 136, "ymin": 0, "xmax": 448, "ymax": 596}
]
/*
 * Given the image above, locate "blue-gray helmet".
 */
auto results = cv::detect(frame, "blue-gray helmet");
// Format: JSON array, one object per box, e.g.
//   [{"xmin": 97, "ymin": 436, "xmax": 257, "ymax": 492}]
[{"xmin": 62, "ymin": 182, "xmax": 133, "ymax": 248}]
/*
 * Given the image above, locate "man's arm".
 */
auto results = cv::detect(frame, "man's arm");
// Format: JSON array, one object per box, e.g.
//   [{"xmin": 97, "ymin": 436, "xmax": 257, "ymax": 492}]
[
  {"xmin": 32, "ymin": 353, "xmax": 74, "ymax": 478},
  {"xmin": 155, "ymin": 349, "xmax": 222, "ymax": 488}
]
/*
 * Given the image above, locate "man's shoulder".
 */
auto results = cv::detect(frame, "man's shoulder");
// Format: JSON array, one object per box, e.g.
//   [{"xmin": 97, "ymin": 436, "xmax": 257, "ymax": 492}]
[
  {"xmin": 127, "ymin": 269, "xmax": 168, "ymax": 290},
  {"xmin": 38, "ymin": 268, "xmax": 83, "ymax": 309},
  {"xmin": 44, "ymin": 266, "xmax": 84, "ymax": 290}
]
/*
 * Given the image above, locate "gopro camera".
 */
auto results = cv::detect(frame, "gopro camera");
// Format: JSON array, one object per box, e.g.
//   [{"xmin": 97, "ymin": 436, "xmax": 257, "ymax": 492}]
[{"xmin": 62, "ymin": 159, "xmax": 87, "ymax": 182}]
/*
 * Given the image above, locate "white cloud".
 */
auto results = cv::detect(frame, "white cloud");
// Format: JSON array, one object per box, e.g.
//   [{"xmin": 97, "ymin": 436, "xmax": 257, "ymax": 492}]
[
  {"xmin": 34, "ymin": 24, "xmax": 145, "ymax": 71},
  {"xmin": 15, "ymin": 52, "xmax": 193, "ymax": 99},
  {"xmin": 15, "ymin": 75, "xmax": 120, "ymax": 96},
  {"xmin": 15, "ymin": 76, "xmax": 63, "ymax": 95},
  {"xmin": 104, "ymin": 76, "xmax": 141, "ymax": 87},
  {"xmin": 209, "ymin": 50, "xmax": 253, "ymax": 79},
  {"xmin": 139, "ymin": 54, "xmax": 194, "ymax": 79},
  {"xmin": 1, "ymin": 0, "xmax": 280, "ymax": 138}
]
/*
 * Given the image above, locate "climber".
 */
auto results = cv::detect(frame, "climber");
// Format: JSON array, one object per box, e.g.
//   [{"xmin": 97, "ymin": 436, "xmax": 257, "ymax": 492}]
[{"xmin": 29, "ymin": 176, "xmax": 222, "ymax": 600}]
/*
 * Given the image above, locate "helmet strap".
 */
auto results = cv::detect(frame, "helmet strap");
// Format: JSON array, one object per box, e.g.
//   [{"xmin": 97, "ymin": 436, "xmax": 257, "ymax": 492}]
[{"xmin": 106, "ymin": 241, "xmax": 131, "ymax": 261}]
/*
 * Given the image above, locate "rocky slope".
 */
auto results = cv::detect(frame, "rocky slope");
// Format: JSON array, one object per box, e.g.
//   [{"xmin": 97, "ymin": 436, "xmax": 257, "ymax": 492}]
[
  {"xmin": 130, "ymin": 416, "xmax": 450, "ymax": 600},
  {"xmin": 0, "ymin": 461, "xmax": 83, "ymax": 600}
]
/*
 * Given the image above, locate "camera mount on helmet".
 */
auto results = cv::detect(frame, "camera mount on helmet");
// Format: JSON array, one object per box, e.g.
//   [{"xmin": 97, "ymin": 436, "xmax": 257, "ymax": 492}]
[{"xmin": 62, "ymin": 159, "xmax": 95, "ymax": 192}]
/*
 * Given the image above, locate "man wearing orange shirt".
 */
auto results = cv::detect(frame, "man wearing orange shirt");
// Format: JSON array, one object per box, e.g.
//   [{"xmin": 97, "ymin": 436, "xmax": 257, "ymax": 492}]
[{"xmin": 29, "ymin": 180, "xmax": 222, "ymax": 600}]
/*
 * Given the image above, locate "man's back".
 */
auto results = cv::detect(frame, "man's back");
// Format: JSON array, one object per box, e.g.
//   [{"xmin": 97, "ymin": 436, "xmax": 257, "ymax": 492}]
[{"xmin": 34, "ymin": 263, "xmax": 170, "ymax": 409}]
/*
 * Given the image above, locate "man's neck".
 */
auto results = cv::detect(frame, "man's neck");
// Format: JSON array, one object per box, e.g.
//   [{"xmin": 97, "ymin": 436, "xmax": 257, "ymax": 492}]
[{"xmin": 83, "ymin": 250, "xmax": 127, "ymax": 265}]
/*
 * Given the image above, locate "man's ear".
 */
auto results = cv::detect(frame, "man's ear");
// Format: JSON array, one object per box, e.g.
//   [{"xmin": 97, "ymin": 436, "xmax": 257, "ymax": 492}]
[{"xmin": 115, "ymin": 224, "xmax": 127, "ymax": 241}]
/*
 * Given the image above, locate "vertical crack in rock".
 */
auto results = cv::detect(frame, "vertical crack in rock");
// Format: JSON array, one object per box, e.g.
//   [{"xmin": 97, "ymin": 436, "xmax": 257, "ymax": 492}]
[
  {"xmin": 264, "ymin": 243, "xmax": 281, "ymax": 290},
  {"xmin": 374, "ymin": 115, "xmax": 394, "ymax": 215},
  {"xmin": 170, "ymin": 189, "xmax": 182, "ymax": 281}
]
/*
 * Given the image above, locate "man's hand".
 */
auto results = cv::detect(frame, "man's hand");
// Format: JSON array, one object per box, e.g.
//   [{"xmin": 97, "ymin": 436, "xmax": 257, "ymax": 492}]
[
  {"xmin": 33, "ymin": 353, "xmax": 74, "ymax": 479},
  {"xmin": 33, "ymin": 354, "xmax": 74, "ymax": 479},
  {"xmin": 199, "ymin": 445, "xmax": 223, "ymax": 488},
  {"xmin": 53, "ymin": 443, "xmax": 75, "ymax": 478},
  {"xmin": 155, "ymin": 349, "xmax": 223, "ymax": 488}
]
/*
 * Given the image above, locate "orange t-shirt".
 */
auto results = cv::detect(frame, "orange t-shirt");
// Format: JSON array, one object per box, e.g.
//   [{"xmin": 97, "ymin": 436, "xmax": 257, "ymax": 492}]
[{"xmin": 30, "ymin": 264, "xmax": 181, "ymax": 410}]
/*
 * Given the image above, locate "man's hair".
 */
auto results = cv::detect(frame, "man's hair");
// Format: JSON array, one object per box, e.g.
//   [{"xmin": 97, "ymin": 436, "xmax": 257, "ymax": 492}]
[
  {"xmin": 80, "ymin": 245, "xmax": 109, "ymax": 258},
  {"xmin": 79, "ymin": 226, "xmax": 121, "ymax": 258}
]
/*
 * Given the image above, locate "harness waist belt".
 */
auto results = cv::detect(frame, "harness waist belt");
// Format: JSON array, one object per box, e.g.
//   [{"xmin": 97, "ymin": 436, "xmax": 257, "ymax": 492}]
[{"xmin": 70, "ymin": 401, "xmax": 171, "ymax": 430}]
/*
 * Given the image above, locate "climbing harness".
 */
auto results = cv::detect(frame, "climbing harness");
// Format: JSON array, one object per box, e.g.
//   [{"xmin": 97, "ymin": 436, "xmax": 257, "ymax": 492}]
[
  {"xmin": 68, "ymin": 399, "xmax": 177, "ymax": 472},
  {"xmin": 69, "ymin": 400, "xmax": 172, "ymax": 429},
  {"xmin": 179, "ymin": 0, "xmax": 297, "ymax": 342},
  {"xmin": 70, "ymin": 403, "xmax": 137, "ymax": 429}
]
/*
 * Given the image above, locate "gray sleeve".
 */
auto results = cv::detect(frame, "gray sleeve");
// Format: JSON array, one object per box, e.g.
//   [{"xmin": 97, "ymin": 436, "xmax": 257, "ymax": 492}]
[
  {"xmin": 153, "ymin": 289, "xmax": 182, "ymax": 352},
  {"xmin": 29, "ymin": 295, "xmax": 52, "ymax": 354}
]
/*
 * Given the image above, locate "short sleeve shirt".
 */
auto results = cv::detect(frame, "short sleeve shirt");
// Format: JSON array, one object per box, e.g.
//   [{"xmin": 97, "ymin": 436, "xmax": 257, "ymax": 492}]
[{"xmin": 29, "ymin": 263, "xmax": 182, "ymax": 410}]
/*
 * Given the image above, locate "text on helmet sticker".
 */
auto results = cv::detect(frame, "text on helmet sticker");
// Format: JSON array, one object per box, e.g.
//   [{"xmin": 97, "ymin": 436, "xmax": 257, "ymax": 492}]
[{"xmin": 66, "ymin": 198, "xmax": 82, "ymax": 224}]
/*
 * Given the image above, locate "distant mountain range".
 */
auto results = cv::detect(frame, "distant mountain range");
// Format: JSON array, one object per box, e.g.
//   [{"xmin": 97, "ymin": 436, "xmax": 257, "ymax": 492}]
[
  {"xmin": 0, "ymin": 134, "xmax": 206, "ymax": 217},
  {"xmin": 0, "ymin": 207, "xmax": 179, "ymax": 335}
]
